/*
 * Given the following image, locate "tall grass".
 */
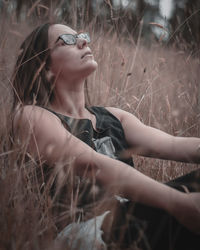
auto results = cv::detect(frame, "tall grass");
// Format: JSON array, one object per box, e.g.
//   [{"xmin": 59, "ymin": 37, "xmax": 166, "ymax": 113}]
[
  {"xmin": 89, "ymin": 26, "xmax": 200, "ymax": 182},
  {"xmin": 0, "ymin": 9, "xmax": 200, "ymax": 250}
]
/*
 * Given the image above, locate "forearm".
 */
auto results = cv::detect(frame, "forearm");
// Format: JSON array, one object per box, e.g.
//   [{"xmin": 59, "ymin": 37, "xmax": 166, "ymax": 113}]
[
  {"xmin": 119, "ymin": 112, "xmax": 200, "ymax": 163},
  {"xmin": 93, "ymin": 154, "xmax": 200, "ymax": 233},
  {"xmin": 127, "ymin": 136, "xmax": 200, "ymax": 164},
  {"xmin": 171, "ymin": 137, "xmax": 200, "ymax": 163},
  {"xmin": 94, "ymin": 153, "xmax": 182, "ymax": 213}
]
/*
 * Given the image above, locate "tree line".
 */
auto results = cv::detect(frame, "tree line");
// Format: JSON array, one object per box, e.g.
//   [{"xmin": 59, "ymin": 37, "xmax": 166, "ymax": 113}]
[{"xmin": 0, "ymin": 0, "xmax": 199, "ymax": 51}]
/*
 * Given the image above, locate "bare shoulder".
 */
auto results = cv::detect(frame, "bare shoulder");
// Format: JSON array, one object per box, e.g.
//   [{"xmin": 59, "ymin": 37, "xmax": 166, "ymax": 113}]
[
  {"xmin": 105, "ymin": 107, "xmax": 125, "ymax": 122},
  {"xmin": 14, "ymin": 105, "xmax": 99, "ymax": 166},
  {"xmin": 13, "ymin": 105, "xmax": 74, "ymax": 163},
  {"xmin": 105, "ymin": 107, "xmax": 141, "ymax": 125},
  {"xmin": 13, "ymin": 105, "xmax": 64, "ymax": 146},
  {"xmin": 14, "ymin": 105, "xmax": 61, "ymax": 130}
]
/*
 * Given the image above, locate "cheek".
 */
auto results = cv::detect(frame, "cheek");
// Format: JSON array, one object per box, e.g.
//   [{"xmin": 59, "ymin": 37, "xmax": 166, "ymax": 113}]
[{"xmin": 50, "ymin": 49, "xmax": 78, "ymax": 73}]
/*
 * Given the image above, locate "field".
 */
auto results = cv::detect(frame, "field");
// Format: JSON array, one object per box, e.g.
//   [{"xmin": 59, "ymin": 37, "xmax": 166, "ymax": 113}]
[
  {"xmin": 0, "ymin": 16, "xmax": 200, "ymax": 249},
  {"xmin": 90, "ymin": 25, "xmax": 200, "ymax": 181}
]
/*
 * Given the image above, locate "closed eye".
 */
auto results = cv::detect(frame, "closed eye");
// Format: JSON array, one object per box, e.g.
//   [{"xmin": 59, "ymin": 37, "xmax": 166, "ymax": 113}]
[{"xmin": 55, "ymin": 37, "xmax": 67, "ymax": 47}]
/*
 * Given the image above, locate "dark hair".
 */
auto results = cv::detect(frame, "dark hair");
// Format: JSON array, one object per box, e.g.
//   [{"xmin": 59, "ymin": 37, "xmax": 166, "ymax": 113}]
[
  {"xmin": 12, "ymin": 23, "xmax": 54, "ymax": 107},
  {"xmin": 12, "ymin": 22, "xmax": 92, "ymax": 108}
]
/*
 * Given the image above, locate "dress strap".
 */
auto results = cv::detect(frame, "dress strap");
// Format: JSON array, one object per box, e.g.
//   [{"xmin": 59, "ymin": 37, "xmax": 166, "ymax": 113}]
[
  {"xmin": 42, "ymin": 107, "xmax": 71, "ymax": 132},
  {"xmin": 87, "ymin": 106, "xmax": 123, "ymax": 132}
]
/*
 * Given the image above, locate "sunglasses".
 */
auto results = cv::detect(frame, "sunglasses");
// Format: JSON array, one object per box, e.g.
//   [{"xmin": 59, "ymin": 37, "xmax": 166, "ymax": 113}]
[{"xmin": 56, "ymin": 32, "xmax": 91, "ymax": 45}]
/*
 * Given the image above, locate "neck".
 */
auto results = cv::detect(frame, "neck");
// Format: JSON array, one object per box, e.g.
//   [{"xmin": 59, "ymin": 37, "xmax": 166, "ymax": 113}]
[{"xmin": 50, "ymin": 77, "xmax": 88, "ymax": 118}]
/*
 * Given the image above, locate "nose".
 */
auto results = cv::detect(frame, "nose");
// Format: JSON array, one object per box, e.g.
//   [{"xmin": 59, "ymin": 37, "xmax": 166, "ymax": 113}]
[{"xmin": 77, "ymin": 38, "xmax": 87, "ymax": 49}]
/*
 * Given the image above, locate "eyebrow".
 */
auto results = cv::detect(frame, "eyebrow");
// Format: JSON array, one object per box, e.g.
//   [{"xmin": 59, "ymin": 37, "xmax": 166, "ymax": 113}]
[{"xmin": 77, "ymin": 30, "xmax": 84, "ymax": 34}]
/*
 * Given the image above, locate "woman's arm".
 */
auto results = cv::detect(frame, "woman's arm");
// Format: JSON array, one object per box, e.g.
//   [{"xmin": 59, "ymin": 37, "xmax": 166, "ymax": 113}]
[
  {"xmin": 106, "ymin": 107, "xmax": 200, "ymax": 163},
  {"xmin": 14, "ymin": 105, "xmax": 200, "ymax": 233}
]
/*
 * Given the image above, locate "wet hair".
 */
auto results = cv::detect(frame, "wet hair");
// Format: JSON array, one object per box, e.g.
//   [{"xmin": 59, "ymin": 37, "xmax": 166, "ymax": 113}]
[{"xmin": 12, "ymin": 22, "xmax": 54, "ymax": 107}]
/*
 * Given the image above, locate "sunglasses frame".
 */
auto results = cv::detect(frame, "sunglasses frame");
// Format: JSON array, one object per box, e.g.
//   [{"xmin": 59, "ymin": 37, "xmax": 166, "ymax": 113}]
[{"xmin": 56, "ymin": 32, "xmax": 91, "ymax": 45}]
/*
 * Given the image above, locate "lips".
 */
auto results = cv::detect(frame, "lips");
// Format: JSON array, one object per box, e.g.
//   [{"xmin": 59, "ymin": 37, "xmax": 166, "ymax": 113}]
[{"xmin": 81, "ymin": 51, "xmax": 92, "ymax": 59}]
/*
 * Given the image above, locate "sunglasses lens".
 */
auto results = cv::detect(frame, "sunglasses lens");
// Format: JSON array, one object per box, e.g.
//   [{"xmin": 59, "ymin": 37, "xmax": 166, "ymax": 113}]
[
  {"xmin": 62, "ymin": 34, "xmax": 76, "ymax": 45},
  {"xmin": 78, "ymin": 33, "xmax": 90, "ymax": 43},
  {"xmin": 59, "ymin": 33, "xmax": 91, "ymax": 45}
]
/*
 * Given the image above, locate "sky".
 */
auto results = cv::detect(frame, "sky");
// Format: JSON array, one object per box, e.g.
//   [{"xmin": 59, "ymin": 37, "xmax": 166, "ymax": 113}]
[
  {"xmin": 121, "ymin": 0, "xmax": 174, "ymax": 19},
  {"xmin": 159, "ymin": 0, "xmax": 174, "ymax": 19}
]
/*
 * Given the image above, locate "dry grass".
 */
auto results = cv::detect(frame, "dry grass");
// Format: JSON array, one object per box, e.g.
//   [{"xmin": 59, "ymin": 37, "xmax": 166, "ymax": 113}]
[
  {"xmin": 89, "ymin": 28, "xmax": 200, "ymax": 182},
  {"xmin": 0, "ymin": 14, "xmax": 200, "ymax": 250}
]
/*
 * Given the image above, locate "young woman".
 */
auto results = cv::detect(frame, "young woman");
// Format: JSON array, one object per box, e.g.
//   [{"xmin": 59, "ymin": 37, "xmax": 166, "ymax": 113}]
[{"xmin": 12, "ymin": 23, "xmax": 200, "ymax": 249}]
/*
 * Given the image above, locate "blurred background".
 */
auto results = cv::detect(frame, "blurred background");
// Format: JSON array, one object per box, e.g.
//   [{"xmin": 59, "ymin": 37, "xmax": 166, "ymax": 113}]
[{"xmin": 1, "ymin": 0, "xmax": 200, "ymax": 50}]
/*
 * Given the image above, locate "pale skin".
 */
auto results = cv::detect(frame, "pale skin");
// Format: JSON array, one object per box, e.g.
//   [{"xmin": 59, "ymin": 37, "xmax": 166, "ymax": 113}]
[{"xmin": 14, "ymin": 24, "xmax": 200, "ymax": 233}]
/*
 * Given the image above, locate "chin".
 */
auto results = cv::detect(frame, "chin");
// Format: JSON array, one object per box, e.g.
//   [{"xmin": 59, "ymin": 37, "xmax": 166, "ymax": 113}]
[{"xmin": 83, "ymin": 61, "xmax": 98, "ymax": 77}]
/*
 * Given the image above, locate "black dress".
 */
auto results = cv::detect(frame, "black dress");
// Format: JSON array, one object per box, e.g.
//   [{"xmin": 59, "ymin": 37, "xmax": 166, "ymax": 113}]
[{"xmin": 46, "ymin": 106, "xmax": 200, "ymax": 250}]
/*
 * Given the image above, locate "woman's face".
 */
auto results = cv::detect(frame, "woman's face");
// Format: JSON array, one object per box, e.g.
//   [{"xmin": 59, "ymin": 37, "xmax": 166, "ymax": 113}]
[{"xmin": 48, "ymin": 24, "xmax": 98, "ymax": 81}]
